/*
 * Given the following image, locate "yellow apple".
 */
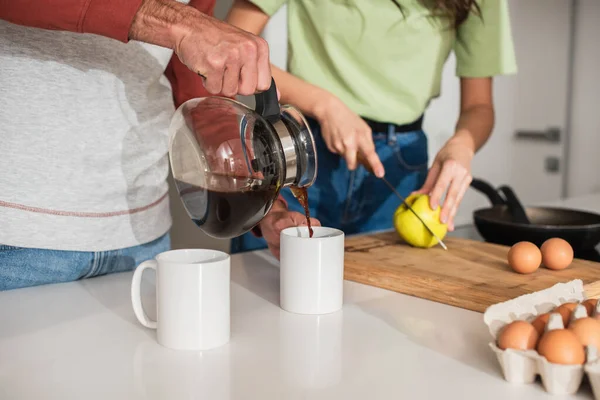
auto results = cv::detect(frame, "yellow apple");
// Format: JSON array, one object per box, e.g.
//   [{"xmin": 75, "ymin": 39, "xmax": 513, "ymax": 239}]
[{"xmin": 393, "ymin": 194, "xmax": 448, "ymax": 248}]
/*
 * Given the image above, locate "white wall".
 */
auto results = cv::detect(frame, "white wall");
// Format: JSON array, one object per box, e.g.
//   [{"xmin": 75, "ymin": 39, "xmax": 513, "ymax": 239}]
[
  {"xmin": 168, "ymin": 0, "xmax": 600, "ymax": 250},
  {"xmin": 567, "ymin": 0, "xmax": 600, "ymax": 197}
]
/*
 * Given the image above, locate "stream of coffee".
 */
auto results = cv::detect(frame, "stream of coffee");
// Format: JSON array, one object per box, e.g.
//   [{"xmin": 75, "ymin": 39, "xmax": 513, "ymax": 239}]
[{"xmin": 291, "ymin": 187, "xmax": 313, "ymax": 238}]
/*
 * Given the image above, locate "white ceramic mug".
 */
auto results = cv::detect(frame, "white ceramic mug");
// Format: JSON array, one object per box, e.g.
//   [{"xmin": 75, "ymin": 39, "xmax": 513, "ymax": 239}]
[
  {"xmin": 131, "ymin": 249, "xmax": 231, "ymax": 351},
  {"xmin": 280, "ymin": 226, "xmax": 345, "ymax": 314}
]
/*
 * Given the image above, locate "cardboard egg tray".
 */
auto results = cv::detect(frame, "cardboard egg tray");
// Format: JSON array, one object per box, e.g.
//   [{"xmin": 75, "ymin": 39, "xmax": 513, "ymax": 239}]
[{"xmin": 483, "ymin": 280, "xmax": 600, "ymax": 397}]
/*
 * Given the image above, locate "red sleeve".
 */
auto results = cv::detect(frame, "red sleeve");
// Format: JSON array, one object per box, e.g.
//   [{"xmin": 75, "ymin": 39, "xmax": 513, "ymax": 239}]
[
  {"xmin": 164, "ymin": 0, "xmax": 216, "ymax": 108},
  {"xmin": 0, "ymin": 0, "xmax": 143, "ymax": 43}
]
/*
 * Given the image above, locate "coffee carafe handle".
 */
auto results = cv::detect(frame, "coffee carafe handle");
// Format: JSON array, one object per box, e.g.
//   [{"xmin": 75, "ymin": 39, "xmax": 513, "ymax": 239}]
[{"xmin": 255, "ymin": 78, "xmax": 280, "ymax": 124}]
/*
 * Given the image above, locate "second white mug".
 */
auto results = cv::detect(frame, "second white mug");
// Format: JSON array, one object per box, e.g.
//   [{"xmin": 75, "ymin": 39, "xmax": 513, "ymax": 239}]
[{"xmin": 280, "ymin": 226, "xmax": 345, "ymax": 315}]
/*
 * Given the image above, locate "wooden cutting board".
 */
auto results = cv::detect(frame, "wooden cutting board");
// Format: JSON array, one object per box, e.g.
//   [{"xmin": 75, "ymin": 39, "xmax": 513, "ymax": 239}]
[{"xmin": 344, "ymin": 231, "xmax": 600, "ymax": 313}]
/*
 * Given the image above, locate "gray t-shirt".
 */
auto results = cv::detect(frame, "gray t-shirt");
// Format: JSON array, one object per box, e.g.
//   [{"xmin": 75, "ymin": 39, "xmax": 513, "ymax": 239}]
[{"xmin": 0, "ymin": 20, "xmax": 177, "ymax": 251}]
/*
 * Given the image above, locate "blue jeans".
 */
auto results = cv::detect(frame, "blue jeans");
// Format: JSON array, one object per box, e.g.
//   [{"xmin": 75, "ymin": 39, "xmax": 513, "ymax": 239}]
[
  {"xmin": 0, "ymin": 233, "xmax": 170, "ymax": 291},
  {"xmin": 231, "ymin": 118, "xmax": 429, "ymax": 253}
]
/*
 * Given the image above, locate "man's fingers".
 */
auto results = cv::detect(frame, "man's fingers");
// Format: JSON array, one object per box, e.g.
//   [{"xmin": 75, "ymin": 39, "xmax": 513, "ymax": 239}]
[
  {"xmin": 220, "ymin": 65, "xmax": 240, "ymax": 98},
  {"xmin": 289, "ymin": 212, "xmax": 309, "ymax": 226},
  {"xmin": 237, "ymin": 39, "xmax": 258, "ymax": 96},
  {"xmin": 255, "ymin": 37, "xmax": 272, "ymax": 91},
  {"xmin": 201, "ymin": 50, "xmax": 228, "ymax": 94},
  {"xmin": 203, "ymin": 72, "xmax": 224, "ymax": 95},
  {"xmin": 238, "ymin": 62, "xmax": 258, "ymax": 97},
  {"xmin": 269, "ymin": 246, "xmax": 280, "ymax": 261}
]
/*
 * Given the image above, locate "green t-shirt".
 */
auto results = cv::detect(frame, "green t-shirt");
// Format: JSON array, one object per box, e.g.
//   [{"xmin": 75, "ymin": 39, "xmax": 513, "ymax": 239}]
[{"xmin": 250, "ymin": 0, "xmax": 518, "ymax": 126}]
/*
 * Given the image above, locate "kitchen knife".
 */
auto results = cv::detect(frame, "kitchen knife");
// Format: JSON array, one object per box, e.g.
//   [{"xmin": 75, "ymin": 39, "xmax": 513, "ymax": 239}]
[
  {"xmin": 357, "ymin": 155, "xmax": 448, "ymax": 250},
  {"xmin": 380, "ymin": 177, "xmax": 448, "ymax": 250}
]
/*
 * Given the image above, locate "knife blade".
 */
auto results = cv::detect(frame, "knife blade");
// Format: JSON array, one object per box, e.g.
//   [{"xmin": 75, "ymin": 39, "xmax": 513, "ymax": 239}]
[
  {"xmin": 356, "ymin": 154, "xmax": 448, "ymax": 250},
  {"xmin": 379, "ymin": 177, "xmax": 448, "ymax": 250}
]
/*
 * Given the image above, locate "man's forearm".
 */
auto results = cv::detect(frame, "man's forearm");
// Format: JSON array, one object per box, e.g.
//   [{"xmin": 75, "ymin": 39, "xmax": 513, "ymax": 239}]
[{"xmin": 129, "ymin": 0, "xmax": 199, "ymax": 50}]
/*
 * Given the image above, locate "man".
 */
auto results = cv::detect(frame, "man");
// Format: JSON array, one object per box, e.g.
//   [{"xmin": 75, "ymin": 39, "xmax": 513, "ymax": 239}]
[{"xmin": 0, "ymin": 0, "xmax": 314, "ymax": 290}]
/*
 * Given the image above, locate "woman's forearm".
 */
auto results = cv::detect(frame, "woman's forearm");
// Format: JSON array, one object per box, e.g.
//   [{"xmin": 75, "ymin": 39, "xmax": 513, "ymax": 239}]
[
  {"xmin": 450, "ymin": 77, "xmax": 495, "ymax": 153},
  {"xmin": 271, "ymin": 65, "xmax": 332, "ymax": 119},
  {"xmin": 451, "ymin": 104, "xmax": 495, "ymax": 153}
]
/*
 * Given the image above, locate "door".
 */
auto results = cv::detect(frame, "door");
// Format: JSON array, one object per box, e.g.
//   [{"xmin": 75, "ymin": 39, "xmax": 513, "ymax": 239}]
[{"xmin": 506, "ymin": 0, "xmax": 573, "ymax": 205}]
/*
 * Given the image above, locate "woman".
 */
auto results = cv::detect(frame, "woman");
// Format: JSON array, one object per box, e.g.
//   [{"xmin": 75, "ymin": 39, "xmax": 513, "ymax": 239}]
[{"xmin": 228, "ymin": 0, "xmax": 517, "ymax": 254}]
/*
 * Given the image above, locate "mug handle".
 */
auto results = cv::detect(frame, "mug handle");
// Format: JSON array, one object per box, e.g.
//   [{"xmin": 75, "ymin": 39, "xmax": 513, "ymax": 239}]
[{"xmin": 131, "ymin": 260, "xmax": 158, "ymax": 329}]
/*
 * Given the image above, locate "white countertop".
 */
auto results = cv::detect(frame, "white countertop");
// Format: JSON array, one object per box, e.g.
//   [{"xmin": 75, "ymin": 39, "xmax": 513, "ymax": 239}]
[{"xmin": 1, "ymin": 193, "xmax": 599, "ymax": 400}]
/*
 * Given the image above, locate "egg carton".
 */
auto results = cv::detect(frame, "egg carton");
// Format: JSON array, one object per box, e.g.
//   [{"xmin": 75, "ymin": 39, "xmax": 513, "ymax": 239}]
[{"xmin": 483, "ymin": 279, "xmax": 600, "ymax": 397}]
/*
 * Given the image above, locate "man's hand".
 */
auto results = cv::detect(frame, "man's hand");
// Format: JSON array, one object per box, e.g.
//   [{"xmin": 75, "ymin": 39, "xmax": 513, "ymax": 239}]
[
  {"xmin": 258, "ymin": 200, "xmax": 321, "ymax": 260},
  {"xmin": 130, "ymin": 0, "xmax": 272, "ymax": 97}
]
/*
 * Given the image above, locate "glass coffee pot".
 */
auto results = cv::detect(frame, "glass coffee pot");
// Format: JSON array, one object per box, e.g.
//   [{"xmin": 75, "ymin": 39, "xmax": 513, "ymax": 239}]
[{"xmin": 168, "ymin": 79, "xmax": 317, "ymax": 239}]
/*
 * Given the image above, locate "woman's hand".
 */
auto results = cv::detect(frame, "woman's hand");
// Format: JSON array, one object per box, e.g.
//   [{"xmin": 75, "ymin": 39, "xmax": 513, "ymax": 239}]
[
  {"xmin": 414, "ymin": 136, "xmax": 474, "ymax": 231},
  {"xmin": 314, "ymin": 95, "xmax": 385, "ymax": 178}
]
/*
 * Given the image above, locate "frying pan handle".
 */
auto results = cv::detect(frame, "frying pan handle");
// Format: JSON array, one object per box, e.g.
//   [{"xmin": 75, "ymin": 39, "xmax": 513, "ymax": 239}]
[
  {"xmin": 470, "ymin": 178, "xmax": 505, "ymax": 206},
  {"xmin": 497, "ymin": 186, "xmax": 531, "ymax": 224}
]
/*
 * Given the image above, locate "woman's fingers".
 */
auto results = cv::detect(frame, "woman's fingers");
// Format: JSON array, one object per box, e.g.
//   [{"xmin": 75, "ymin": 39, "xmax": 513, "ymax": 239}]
[
  {"xmin": 343, "ymin": 137, "xmax": 358, "ymax": 170},
  {"xmin": 428, "ymin": 159, "xmax": 471, "ymax": 227},
  {"xmin": 446, "ymin": 175, "xmax": 473, "ymax": 231},
  {"xmin": 428, "ymin": 162, "xmax": 455, "ymax": 213},
  {"xmin": 439, "ymin": 175, "xmax": 463, "ymax": 226},
  {"xmin": 321, "ymin": 125, "xmax": 339, "ymax": 154},
  {"xmin": 357, "ymin": 134, "xmax": 384, "ymax": 177},
  {"xmin": 416, "ymin": 161, "xmax": 441, "ymax": 196}
]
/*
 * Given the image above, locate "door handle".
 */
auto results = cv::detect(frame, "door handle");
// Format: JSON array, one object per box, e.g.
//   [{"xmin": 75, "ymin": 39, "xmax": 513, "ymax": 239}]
[{"xmin": 514, "ymin": 127, "xmax": 561, "ymax": 143}]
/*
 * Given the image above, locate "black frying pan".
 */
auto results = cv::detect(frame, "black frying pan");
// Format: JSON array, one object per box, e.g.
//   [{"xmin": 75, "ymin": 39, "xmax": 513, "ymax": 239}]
[{"xmin": 470, "ymin": 178, "xmax": 600, "ymax": 253}]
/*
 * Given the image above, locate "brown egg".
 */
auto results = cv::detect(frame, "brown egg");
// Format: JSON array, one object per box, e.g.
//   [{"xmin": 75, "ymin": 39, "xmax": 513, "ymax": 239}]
[
  {"xmin": 569, "ymin": 317, "xmax": 600, "ymax": 348},
  {"xmin": 583, "ymin": 299, "xmax": 598, "ymax": 316},
  {"xmin": 507, "ymin": 242, "xmax": 542, "ymax": 274},
  {"xmin": 532, "ymin": 313, "xmax": 551, "ymax": 335},
  {"xmin": 537, "ymin": 329, "xmax": 585, "ymax": 365},
  {"xmin": 555, "ymin": 303, "xmax": 578, "ymax": 326},
  {"xmin": 541, "ymin": 238, "xmax": 574, "ymax": 270},
  {"xmin": 497, "ymin": 320, "xmax": 540, "ymax": 350}
]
